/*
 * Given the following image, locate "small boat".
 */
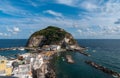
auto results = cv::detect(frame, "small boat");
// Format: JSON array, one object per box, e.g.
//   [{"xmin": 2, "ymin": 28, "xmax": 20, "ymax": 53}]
[
  {"xmin": 12, "ymin": 48, "xmax": 16, "ymax": 50},
  {"xmin": 93, "ymin": 50, "xmax": 96, "ymax": 52},
  {"xmin": 62, "ymin": 58, "xmax": 65, "ymax": 61},
  {"xmin": 18, "ymin": 47, "xmax": 25, "ymax": 51},
  {"xmin": 62, "ymin": 57, "xmax": 65, "ymax": 61}
]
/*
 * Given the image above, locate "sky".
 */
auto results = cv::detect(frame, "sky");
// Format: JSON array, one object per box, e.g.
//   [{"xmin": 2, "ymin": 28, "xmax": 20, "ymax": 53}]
[{"xmin": 0, "ymin": 0, "xmax": 120, "ymax": 39}]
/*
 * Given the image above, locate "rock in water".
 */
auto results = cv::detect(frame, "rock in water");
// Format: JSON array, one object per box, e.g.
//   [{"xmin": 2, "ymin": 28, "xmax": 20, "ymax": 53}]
[
  {"xmin": 66, "ymin": 55, "xmax": 74, "ymax": 63},
  {"xmin": 27, "ymin": 26, "xmax": 83, "ymax": 50}
]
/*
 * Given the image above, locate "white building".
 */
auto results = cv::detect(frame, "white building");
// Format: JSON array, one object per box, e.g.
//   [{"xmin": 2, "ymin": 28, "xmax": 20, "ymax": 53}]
[
  {"xmin": 13, "ymin": 64, "xmax": 32, "ymax": 78},
  {"xmin": 64, "ymin": 37, "xmax": 70, "ymax": 43},
  {"xmin": 50, "ymin": 45, "xmax": 61, "ymax": 51},
  {"xmin": 70, "ymin": 45, "xmax": 76, "ymax": 49},
  {"xmin": 33, "ymin": 55, "xmax": 44, "ymax": 70},
  {"xmin": 57, "ymin": 45, "xmax": 61, "ymax": 50}
]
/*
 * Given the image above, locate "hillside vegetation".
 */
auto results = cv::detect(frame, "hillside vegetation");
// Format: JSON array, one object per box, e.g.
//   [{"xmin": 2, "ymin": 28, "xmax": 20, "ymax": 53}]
[
  {"xmin": 27, "ymin": 26, "xmax": 77, "ymax": 47},
  {"xmin": 31, "ymin": 26, "xmax": 75, "ymax": 44}
]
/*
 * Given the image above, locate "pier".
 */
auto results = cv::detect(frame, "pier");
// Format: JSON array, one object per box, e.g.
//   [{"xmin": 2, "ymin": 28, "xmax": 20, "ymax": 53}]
[
  {"xmin": 73, "ymin": 49, "xmax": 90, "ymax": 56},
  {"xmin": 0, "ymin": 47, "xmax": 37, "ymax": 51},
  {"xmin": 85, "ymin": 60, "xmax": 120, "ymax": 78},
  {"xmin": 78, "ymin": 50, "xmax": 90, "ymax": 56}
]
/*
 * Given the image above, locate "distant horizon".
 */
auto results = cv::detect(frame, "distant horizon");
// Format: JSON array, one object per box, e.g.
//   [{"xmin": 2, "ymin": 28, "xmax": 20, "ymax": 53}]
[{"xmin": 1, "ymin": 38, "xmax": 120, "ymax": 40}]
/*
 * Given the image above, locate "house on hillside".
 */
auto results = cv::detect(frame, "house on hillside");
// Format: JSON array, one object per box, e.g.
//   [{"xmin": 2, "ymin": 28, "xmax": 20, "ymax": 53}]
[
  {"xmin": 0, "ymin": 56, "xmax": 12, "ymax": 76},
  {"xmin": 42, "ymin": 45, "xmax": 61, "ymax": 51},
  {"xmin": 50, "ymin": 45, "xmax": 61, "ymax": 51}
]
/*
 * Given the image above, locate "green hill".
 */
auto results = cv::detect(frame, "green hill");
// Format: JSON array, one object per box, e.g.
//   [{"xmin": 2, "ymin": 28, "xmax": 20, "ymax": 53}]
[{"xmin": 27, "ymin": 26, "xmax": 78, "ymax": 48}]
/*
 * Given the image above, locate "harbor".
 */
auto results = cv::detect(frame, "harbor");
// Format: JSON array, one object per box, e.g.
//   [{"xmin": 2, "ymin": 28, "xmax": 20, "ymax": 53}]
[
  {"xmin": 0, "ymin": 45, "xmax": 68, "ymax": 78},
  {"xmin": 0, "ymin": 51, "xmax": 57, "ymax": 78}
]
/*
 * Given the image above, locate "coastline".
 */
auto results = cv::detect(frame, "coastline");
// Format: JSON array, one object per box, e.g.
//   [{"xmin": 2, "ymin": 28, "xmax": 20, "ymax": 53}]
[
  {"xmin": 2, "ymin": 46, "xmax": 111, "ymax": 78},
  {"xmin": 0, "ymin": 41, "xmax": 118, "ymax": 78},
  {"xmin": 1, "ymin": 39, "xmax": 120, "ymax": 78}
]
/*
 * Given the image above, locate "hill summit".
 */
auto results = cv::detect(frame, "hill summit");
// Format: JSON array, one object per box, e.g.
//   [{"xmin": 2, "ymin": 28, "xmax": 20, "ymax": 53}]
[{"xmin": 27, "ymin": 26, "xmax": 82, "ymax": 50}]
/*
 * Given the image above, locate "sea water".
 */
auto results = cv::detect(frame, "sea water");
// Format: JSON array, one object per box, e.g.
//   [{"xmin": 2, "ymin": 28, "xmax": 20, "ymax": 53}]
[
  {"xmin": 0, "ymin": 39, "xmax": 120, "ymax": 78},
  {"xmin": 0, "ymin": 39, "xmax": 27, "ymax": 58},
  {"xmin": 55, "ymin": 39, "xmax": 120, "ymax": 78}
]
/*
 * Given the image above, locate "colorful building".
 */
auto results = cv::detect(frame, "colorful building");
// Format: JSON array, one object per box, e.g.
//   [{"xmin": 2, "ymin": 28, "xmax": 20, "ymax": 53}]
[{"xmin": 0, "ymin": 56, "xmax": 12, "ymax": 76}]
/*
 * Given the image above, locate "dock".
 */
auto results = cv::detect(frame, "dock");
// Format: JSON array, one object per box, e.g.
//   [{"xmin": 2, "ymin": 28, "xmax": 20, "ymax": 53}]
[
  {"xmin": 0, "ymin": 47, "xmax": 37, "ymax": 51},
  {"xmin": 85, "ymin": 60, "xmax": 120, "ymax": 78},
  {"xmin": 68, "ymin": 49, "xmax": 90, "ymax": 56}
]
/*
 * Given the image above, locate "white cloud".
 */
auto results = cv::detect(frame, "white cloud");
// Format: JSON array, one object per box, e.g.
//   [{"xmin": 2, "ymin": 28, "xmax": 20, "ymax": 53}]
[
  {"xmin": 56, "ymin": 0, "xmax": 100, "ymax": 11},
  {"xmin": 73, "ymin": 0, "xmax": 120, "ymax": 38},
  {"xmin": 0, "ymin": 32, "xmax": 11, "ymax": 37},
  {"xmin": 0, "ymin": 33, "xmax": 3, "ymax": 36},
  {"xmin": 4, "ymin": 33, "xmax": 8, "ymax": 36},
  {"xmin": 56, "ymin": 0, "xmax": 120, "ymax": 14},
  {"xmin": 1, "ymin": 0, "xmax": 120, "ymax": 39},
  {"xmin": 13, "ymin": 27, "xmax": 20, "ymax": 32},
  {"xmin": 77, "ymin": 29, "xmax": 82, "ymax": 33},
  {"xmin": 57, "ymin": 0, "xmax": 74, "ymax": 6},
  {"xmin": 43, "ymin": 10, "xmax": 63, "ymax": 17},
  {"xmin": 114, "ymin": 19, "xmax": 120, "ymax": 24},
  {"xmin": 7, "ymin": 27, "xmax": 20, "ymax": 34},
  {"xmin": 1, "ymin": 12, "xmax": 120, "ymax": 39},
  {"xmin": 27, "ymin": 0, "xmax": 38, "ymax": 7},
  {"xmin": 7, "ymin": 28, "xmax": 13, "ymax": 32},
  {"xmin": 80, "ymin": 1, "xmax": 98, "ymax": 11},
  {"xmin": 0, "ymin": 0, "xmax": 30, "ymax": 16}
]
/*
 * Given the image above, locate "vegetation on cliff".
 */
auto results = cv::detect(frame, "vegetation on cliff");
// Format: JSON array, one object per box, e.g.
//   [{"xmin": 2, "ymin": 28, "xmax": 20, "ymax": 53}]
[{"xmin": 30, "ymin": 26, "xmax": 76, "ymax": 45}]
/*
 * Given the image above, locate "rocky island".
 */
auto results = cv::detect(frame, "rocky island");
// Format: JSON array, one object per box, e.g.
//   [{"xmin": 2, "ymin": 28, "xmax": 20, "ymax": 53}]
[
  {"xmin": 27, "ymin": 26, "xmax": 83, "ymax": 50},
  {"xmin": 0, "ymin": 26, "xmax": 86, "ymax": 78},
  {"xmin": 26, "ymin": 26, "xmax": 85, "ymax": 78}
]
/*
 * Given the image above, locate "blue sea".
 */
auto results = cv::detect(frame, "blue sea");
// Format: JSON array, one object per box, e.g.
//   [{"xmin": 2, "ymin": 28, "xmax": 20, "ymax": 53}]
[
  {"xmin": 0, "ymin": 39, "xmax": 27, "ymax": 58},
  {"xmin": 0, "ymin": 39, "xmax": 120, "ymax": 78}
]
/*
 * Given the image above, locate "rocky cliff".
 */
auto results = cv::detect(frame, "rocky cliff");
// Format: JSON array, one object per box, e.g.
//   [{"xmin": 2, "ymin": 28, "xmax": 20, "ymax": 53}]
[
  {"xmin": 26, "ymin": 26, "xmax": 85, "ymax": 78},
  {"xmin": 27, "ymin": 26, "xmax": 82, "ymax": 50}
]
